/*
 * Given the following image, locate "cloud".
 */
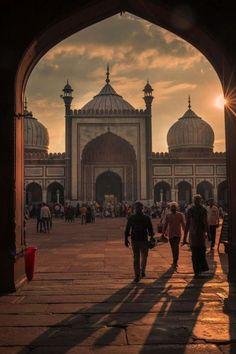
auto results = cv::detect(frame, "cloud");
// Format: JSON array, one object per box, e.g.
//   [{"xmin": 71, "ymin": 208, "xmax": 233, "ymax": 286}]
[{"xmin": 26, "ymin": 13, "xmax": 225, "ymax": 153}]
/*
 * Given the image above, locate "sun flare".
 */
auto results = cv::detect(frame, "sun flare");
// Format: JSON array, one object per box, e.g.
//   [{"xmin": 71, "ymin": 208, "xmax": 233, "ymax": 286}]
[{"xmin": 214, "ymin": 94, "xmax": 227, "ymax": 109}]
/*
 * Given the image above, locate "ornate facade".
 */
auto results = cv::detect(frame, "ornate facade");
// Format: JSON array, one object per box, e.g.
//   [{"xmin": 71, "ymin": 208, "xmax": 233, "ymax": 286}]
[{"xmin": 24, "ymin": 69, "xmax": 227, "ymax": 208}]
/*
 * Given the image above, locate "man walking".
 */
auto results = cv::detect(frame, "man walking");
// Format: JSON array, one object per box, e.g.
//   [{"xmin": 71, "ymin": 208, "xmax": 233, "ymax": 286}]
[
  {"xmin": 207, "ymin": 198, "xmax": 219, "ymax": 250},
  {"xmin": 161, "ymin": 201, "xmax": 185, "ymax": 270},
  {"xmin": 124, "ymin": 201, "xmax": 155, "ymax": 282},
  {"xmin": 40, "ymin": 203, "xmax": 51, "ymax": 233},
  {"xmin": 183, "ymin": 194, "xmax": 209, "ymax": 278}
]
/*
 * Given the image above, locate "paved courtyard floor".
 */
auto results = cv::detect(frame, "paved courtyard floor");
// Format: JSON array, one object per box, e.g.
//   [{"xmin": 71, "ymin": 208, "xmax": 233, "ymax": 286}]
[{"xmin": 0, "ymin": 217, "xmax": 235, "ymax": 353}]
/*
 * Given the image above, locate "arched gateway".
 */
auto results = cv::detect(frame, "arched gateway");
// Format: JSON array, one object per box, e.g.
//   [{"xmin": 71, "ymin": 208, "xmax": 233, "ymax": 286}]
[
  {"xmin": 82, "ymin": 132, "xmax": 137, "ymax": 202},
  {"xmin": 96, "ymin": 171, "xmax": 122, "ymax": 203},
  {"xmin": 2, "ymin": 1, "xmax": 236, "ymax": 291}
]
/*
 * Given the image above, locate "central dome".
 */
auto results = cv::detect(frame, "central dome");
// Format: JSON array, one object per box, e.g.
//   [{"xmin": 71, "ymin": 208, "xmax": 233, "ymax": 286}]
[
  {"xmin": 167, "ymin": 100, "xmax": 214, "ymax": 156},
  {"xmin": 81, "ymin": 67, "xmax": 135, "ymax": 112}
]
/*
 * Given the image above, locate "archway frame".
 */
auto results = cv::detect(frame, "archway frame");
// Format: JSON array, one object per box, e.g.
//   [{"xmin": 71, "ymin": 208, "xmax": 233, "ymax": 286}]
[{"xmin": 2, "ymin": 0, "xmax": 236, "ymax": 291}]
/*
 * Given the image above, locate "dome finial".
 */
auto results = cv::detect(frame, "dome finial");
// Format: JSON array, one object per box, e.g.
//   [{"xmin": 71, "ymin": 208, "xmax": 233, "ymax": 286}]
[
  {"xmin": 106, "ymin": 64, "xmax": 110, "ymax": 84},
  {"xmin": 24, "ymin": 96, "xmax": 28, "ymax": 111},
  {"xmin": 188, "ymin": 95, "xmax": 191, "ymax": 109}
]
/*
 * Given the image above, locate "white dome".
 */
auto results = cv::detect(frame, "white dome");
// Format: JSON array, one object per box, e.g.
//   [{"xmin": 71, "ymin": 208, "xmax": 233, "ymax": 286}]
[
  {"xmin": 167, "ymin": 107, "xmax": 214, "ymax": 155},
  {"xmin": 81, "ymin": 81, "xmax": 135, "ymax": 112},
  {"xmin": 24, "ymin": 111, "xmax": 49, "ymax": 152}
]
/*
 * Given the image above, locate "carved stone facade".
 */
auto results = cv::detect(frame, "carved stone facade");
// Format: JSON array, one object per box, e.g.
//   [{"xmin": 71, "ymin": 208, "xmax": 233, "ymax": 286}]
[{"xmin": 24, "ymin": 73, "xmax": 227, "ymax": 207}]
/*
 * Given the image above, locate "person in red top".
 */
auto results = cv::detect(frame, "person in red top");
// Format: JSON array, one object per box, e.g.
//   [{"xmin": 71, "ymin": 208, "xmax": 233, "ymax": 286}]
[{"xmin": 161, "ymin": 201, "xmax": 185, "ymax": 270}]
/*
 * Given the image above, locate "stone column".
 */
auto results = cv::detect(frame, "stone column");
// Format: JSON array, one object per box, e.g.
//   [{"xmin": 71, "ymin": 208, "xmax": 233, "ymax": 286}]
[
  {"xmin": 42, "ymin": 189, "xmax": 47, "ymax": 203},
  {"xmin": 0, "ymin": 65, "xmax": 24, "ymax": 292},
  {"xmin": 171, "ymin": 188, "xmax": 176, "ymax": 201},
  {"xmin": 213, "ymin": 187, "xmax": 218, "ymax": 202}
]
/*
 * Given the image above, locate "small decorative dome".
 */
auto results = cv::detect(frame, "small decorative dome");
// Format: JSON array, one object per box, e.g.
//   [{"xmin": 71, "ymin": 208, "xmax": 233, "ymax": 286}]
[
  {"xmin": 81, "ymin": 66, "xmax": 135, "ymax": 112},
  {"xmin": 167, "ymin": 98, "xmax": 214, "ymax": 156},
  {"xmin": 24, "ymin": 109, "xmax": 49, "ymax": 153},
  {"xmin": 63, "ymin": 80, "xmax": 73, "ymax": 93},
  {"xmin": 143, "ymin": 80, "xmax": 153, "ymax": 94}
]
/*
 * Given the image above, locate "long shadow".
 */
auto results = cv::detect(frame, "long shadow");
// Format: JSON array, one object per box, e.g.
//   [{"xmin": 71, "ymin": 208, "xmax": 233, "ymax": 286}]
[
  {"xmin": 138, "ymin": 255, "xmax": 217, "ymax": 352},
  {"xmin": 17, "ymin": 267, "xmax": 175, "ymax": 353}
]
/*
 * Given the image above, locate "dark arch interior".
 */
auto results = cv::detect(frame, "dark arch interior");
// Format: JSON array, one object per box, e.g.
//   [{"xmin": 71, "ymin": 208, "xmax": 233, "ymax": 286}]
[
  {"xmin": 197, "ymin": 181, "xmax": 213, "ymax": 201},
  {"xmin": 47, "ymin": 182, "xmax": 64, "ymax": 205},
  {"xmin": 26, "ymin": 182, "xmax": 42, "ymax": 205},
  {"xmin": 178, "ymin": 181, "xmax": 192, "ymax": 204},
  {"xmin": 154, "ymin": 182, "xmax": 171, "ymax": 202},
  {"xmin": 96, "ymin": 171, "xmax": 122, "ymax": 204}
]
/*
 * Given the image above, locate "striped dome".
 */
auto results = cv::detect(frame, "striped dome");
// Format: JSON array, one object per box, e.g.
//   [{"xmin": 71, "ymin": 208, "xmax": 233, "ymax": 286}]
[
  {"xmin": 167, "ymin": 107, "xmax": 214, "ymax": 154},
  {"xmin": 81, "ymin": 69, "xmax": 135, "ymax": 112},
  {"xmin": 24, "ymin": 111, "xmax": 49, "ymax": 152}
]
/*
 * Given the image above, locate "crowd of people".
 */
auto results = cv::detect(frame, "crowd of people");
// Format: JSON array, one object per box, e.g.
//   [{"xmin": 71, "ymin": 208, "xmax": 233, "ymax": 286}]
[
  {"xmin": 124, "ymin": 196, "xmax": 224, "ymax": 282},
  {"xmin": 25, "ymin": 196, "xmax": 225, "ymax": 282}
]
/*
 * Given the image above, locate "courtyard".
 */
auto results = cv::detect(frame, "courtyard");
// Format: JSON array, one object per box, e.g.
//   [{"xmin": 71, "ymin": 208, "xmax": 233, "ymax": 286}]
[{"xmin": 0, "ymin": 217, "xmax": 235, "ymax": 353}]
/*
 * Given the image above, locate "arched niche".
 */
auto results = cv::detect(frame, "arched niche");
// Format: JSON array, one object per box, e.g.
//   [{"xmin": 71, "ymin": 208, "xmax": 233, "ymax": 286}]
[
  {"xmin": 47, "ymin": 182, "xmax": 64, "ymax": 205},
  {"xmin": 25, "ymin": 182, "xmax": 42, "ymax": 205},
  {"xmin": 154, "ymin": 181, "xmax": 171, "ymax": 203},
  {"xmin": 96, "ymin": 171, "xmax": 122, "ymax": 203},
  {"xmin": 177, "ymin": 181, "xmax": 192, "ymax": 204},
  {"xmin": 197, "ymin": 181, "xmax": 213, "ymax": 202}
]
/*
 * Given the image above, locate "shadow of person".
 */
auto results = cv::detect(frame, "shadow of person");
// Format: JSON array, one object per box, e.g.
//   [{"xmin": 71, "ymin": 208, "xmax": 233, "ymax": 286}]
[
  {"xmin": 94, "ymin": 267, "xmax": 175, "ymax": 346},
  {"xmin": 17, "ymin": 268, "xmax": 175, "ymax": 353},
  {"xmin": 137, "ymin": 259, "xmax": 217, "ymax": 353}
]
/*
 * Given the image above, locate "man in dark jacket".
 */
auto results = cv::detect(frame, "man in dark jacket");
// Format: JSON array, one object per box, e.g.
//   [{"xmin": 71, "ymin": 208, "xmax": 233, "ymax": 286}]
[{"xmin": 125, "ymin": 201, "xmax": 155, "ymax": 282}]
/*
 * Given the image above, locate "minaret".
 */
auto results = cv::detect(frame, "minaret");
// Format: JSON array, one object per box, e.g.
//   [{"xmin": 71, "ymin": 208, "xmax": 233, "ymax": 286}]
[
  {"xmin": 61, "ymin": 81, "xmax": 74, "ymax": 201},
  {"xmin": 143, "ymin": 80, "xmax": 154, "ymax": 202},
  {"xmin": 143, "ymin": 80, "xmax": 154, "ymax": 112},
  {"xmin": 61, "ymin": 80, "xmax": 74, "ymax": 115}
]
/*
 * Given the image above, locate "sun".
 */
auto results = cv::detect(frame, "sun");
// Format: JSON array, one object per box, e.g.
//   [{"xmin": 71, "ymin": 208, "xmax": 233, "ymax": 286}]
[{"xmin": 214, "ymin": 94, "xmax": 227, "ymax": 109}]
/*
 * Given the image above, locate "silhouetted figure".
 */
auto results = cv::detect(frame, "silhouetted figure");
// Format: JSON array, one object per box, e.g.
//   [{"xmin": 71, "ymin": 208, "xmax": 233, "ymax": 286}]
[
  {"xmin": 124, "ymin": 201, "xmax": 154, "ymax": 282},
  {"xmin": 183, "ymin": 194, "xmax": 209, "ymax": 278}
]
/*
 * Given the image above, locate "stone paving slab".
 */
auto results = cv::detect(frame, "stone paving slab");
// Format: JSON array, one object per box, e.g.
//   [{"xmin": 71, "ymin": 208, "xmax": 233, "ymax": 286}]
[
  {"xmin": 28, "ymin": 344, "xmax": 223, "ymax": 354},
  {"xmin": 14, "ymin": 292, "xmax": 221, "ymax": 303},
  {"xmin": 127, "ymin": 323, "xmax": 236, "ymax": 344},
  {"xmin": 0, "ymin": 326, "xmax": 127, "ymax": 346}
]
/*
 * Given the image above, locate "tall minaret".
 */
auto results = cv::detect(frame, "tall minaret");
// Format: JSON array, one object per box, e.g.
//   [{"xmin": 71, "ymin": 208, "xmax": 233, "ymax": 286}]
[
  {"xmin": 143, "ymin": 80, "xmax": 154, "ymax": 201},
  {"xmin": 143, "ymin": 80, "xmax": 154, "ymax": 112},
  {"xmin": 61, "ymin": 81, "xmax": 74, "ymax": 201}
]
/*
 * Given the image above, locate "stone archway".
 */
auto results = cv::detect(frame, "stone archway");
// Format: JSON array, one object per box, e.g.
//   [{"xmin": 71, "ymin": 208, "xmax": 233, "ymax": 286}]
[
  {"xmin": 96, "ymin": 171, "xmax": 122, "ymax": 203},
  {"xmin": 25, "ymin": 182, "xmax": 42, "ymax": 205},
  {"xmin": 47, "ymin": 182, "xmax": 64, "ymax": 205},
  {"xmin": 154, "ymin": 181, "xmax": 171, "ymax": 203},
  {"xmin": 2, "ymin": 0, "xmax": 236, "ymax": 290},
  {"xmin": 178, "ymin": 181, "xmax": 192, "ymax": 204},
  {"xmin": 81, "ymin": 131, "xmax": 136, "ymax": 201},
  {"xmin": 197, "ymin": 181, "xmax": 213, "ymax": 202}
]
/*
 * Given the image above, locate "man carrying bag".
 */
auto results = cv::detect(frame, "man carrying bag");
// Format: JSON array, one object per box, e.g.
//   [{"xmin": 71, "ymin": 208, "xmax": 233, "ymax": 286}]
[{"xmin": 124, "ymin": 201, "xmax": 155, "ymax": 283}]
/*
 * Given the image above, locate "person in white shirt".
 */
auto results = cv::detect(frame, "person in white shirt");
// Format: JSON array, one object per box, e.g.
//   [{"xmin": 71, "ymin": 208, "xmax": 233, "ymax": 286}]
[
  {"xmin": 40, "ymin": 203, "xmax": 51, "ymax": 233},
  {"xmin": 207, "ymin": 198, "xmax": 219, "ymax": 250}
]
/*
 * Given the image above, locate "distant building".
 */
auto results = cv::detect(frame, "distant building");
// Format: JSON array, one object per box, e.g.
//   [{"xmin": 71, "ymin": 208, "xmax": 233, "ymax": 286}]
[{"xmin": 24, "ymin": 68, "xmax": 227, "ymax": 208}]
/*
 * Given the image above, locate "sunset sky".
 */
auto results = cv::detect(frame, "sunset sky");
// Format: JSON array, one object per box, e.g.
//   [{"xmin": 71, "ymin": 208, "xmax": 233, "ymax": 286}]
[{"xmin": 26, "ymin": 13, "xmax": 225, "ymax": 153}]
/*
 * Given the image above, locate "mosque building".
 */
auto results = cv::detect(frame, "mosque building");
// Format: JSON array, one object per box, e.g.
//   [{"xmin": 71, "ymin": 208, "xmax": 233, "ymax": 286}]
[{"xmin": 24, "ymin": 68, "xmax": 227, "ymax": 208}]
